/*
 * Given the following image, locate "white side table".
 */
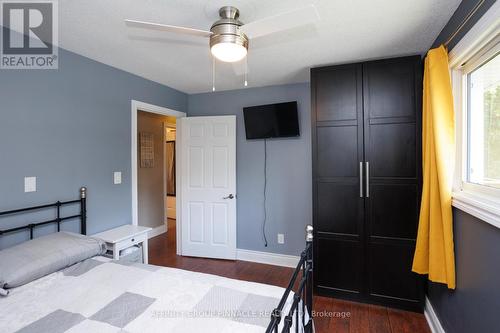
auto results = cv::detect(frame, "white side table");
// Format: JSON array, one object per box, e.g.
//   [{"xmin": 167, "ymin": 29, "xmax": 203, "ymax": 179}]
[{"xmin": 93, "ymin": 225, "xmax": 152, "ymax": 264}]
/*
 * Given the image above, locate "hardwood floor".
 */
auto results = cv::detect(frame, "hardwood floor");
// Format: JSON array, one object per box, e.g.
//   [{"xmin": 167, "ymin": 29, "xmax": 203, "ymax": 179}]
[{"xmin": 149, "ymin": 220, "xmax": 430, "ymax": 333}]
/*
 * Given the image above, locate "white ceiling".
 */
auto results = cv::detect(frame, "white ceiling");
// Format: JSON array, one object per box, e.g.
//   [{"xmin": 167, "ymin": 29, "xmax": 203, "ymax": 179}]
[{"xmin": 58, "ymin": 0, "xmax": 461, "ymax": 94}]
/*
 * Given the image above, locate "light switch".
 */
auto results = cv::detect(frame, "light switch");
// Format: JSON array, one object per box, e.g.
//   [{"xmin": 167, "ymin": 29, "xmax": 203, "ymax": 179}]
[
  {"xmin": 24, "ymin": 177, "xmax": 36, "ymax": 192},
  {"xmin": 113, "ymin": 172, "xmax": 122, "ymax": 185}
]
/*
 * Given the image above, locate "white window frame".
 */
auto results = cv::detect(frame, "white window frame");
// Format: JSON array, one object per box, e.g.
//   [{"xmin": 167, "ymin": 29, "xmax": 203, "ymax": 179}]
[{"xmin": 448, "ymin": 1, "xmax": 500, "ymax": 229}]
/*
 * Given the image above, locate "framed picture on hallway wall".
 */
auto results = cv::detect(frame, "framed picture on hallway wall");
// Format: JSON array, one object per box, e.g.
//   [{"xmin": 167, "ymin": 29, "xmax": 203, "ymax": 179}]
[{"xmin": 140, "ymin": 132, "xmax": 154, "ymax": 168}]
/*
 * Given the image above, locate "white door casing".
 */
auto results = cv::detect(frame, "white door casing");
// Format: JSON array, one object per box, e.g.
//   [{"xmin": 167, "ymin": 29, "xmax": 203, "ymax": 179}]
[{"xmin": 180, "ymin": 116, "xmax": 237, "ymax": 259}]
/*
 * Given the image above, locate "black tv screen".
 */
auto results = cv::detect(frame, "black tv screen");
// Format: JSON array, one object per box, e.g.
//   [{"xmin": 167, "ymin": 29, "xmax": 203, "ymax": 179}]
[{"xmin": 243, "ymin": 101, "xmax": 300, "ymax": 139}]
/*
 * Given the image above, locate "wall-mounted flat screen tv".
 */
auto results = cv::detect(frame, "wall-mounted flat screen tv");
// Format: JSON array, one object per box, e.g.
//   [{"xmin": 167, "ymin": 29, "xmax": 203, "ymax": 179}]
[{"xmin": 243, "ymin": 101, "xmax": 300, "ymax": 139}]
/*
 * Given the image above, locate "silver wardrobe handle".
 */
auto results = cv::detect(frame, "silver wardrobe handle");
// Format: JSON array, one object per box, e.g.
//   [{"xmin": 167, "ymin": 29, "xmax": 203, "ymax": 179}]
[
  {"xmin": 359, "ymin": 162, "xmax": 363, "ymax": 198},
  {"xmin": 365, "ymin": 162, "xmax": 370, "ymax": 198},
  {"xmin": 223, "ymin": 194, "xmax": 234, "ymax": 200}
]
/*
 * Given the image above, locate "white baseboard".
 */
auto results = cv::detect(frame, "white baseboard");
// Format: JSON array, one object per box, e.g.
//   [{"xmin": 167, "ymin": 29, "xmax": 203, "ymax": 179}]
[
  {"xmin": 236, "ymin": 249, "xmax": 300, "ymax": 268},
  {"xmin": 148, "ymin": 225, "xmax": 167, "ymax": 239},
  {"xmin": 424, "ymin": 297, "xmax": 445, "ymax": 333}
]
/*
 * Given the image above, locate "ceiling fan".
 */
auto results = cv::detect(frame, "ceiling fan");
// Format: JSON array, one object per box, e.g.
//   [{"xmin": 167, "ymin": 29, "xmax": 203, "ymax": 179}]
[{"xmin": 125, "ymin": 4, "xmax": 320, "ymax": 63}]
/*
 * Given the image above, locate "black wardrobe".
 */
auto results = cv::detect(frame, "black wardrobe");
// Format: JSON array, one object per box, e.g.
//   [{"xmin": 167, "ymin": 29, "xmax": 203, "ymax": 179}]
[{"xmin": 311, "ymin": 56, "xmax": 424, "ymax": 312}]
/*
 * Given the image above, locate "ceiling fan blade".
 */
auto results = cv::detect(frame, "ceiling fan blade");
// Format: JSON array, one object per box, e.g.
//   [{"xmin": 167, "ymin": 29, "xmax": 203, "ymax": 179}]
[
  {"xmin": 125, "ymin": 19, "xmax": 212, "ymax": 38},
  {"xmin": 240, "ymin": 4, "xmax": 320, "ymax": 39}
]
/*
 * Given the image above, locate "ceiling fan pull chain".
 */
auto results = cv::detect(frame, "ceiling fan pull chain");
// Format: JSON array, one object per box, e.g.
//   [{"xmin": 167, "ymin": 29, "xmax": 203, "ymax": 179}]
[
  {"xmin": 212, "ymin": 56, "xmax": 216, "ymax": 92},
  {"xmin": 244, "ymin": 55, "xmax": 248, "ymax": 87}
]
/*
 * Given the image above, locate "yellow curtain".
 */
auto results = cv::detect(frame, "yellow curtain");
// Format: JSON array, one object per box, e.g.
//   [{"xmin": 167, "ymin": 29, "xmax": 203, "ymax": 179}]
[{"xmin": 412, "ymin": 45, "xmax": 456, "ymax": 289}]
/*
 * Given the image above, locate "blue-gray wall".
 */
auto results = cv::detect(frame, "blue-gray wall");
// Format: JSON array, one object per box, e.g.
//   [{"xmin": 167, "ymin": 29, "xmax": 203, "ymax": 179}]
[
  {"xmin": 428, "ymin": 209, "xmax": 500, "ymax": 333},
  {"xmin": 0, "ymin": 46, "xmax": 187, "ymax": 249},
  {"xmin": 427, "ymin": 1, "xmax": 499, "ymax": 332},
  {"xmin": 188, "ymin": 83, "xmax": 312, "ymax": 256}
]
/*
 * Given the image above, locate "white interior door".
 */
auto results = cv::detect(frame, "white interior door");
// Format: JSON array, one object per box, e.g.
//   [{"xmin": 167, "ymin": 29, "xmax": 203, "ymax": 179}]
[{"xmin": 180, "ymin": 116, "xmax": 236, "ymax": 259}]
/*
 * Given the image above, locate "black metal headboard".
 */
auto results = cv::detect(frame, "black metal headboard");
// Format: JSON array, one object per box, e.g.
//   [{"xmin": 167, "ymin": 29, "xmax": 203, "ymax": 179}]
[{"xmin": 0, "ymin": 187, "xmax": 87, "ymax": 239}]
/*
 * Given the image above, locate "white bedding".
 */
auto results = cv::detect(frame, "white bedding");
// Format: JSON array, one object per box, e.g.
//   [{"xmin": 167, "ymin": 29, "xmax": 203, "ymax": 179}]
[{"xmin": 0, "ymin": 256, "xmax": 304, "ymax": 333}]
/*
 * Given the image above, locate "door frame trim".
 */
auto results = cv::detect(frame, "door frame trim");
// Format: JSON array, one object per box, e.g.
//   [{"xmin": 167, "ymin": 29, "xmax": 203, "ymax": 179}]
[{"xmin": 131, "ymin": 100, "xmax": 186, "ymax": 255}]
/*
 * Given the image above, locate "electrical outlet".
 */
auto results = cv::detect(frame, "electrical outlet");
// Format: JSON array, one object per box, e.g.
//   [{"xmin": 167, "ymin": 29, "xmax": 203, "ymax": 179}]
[
  {"xmin": 277, "ymin": 234, "xmax": 285, "ymax": 244},
  {"xmin": 113, "ymin": 172, "xmax": 122, "ymax": 185}
]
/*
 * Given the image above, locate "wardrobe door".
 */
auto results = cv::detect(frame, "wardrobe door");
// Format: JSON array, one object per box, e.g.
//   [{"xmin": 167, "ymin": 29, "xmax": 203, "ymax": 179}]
[
  {"xmin": 312, "ymin": 64, "xmax": 365, "ymax": 299},
  {"xmin": 362, "ymin": 56, "xmax": 424, "ymax": 311}
]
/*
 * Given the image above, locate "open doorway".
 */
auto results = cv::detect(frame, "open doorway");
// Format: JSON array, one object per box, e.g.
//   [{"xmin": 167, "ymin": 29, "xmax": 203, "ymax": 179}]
[{"xmin": 131, "ymin": 100, "xmax": 185, "ymax": 255}]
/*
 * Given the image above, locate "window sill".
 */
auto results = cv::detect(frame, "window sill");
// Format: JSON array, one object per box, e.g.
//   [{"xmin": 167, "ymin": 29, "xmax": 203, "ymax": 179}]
[{"xmin": 452, "ymin": 190, "xmax": 500, "ymax": 229}]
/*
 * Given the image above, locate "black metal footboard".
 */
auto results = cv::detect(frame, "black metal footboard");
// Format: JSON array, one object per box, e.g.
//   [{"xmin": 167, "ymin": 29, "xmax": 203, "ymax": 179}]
[{"xmin": 266, "ymin": 224, "xmax": 313, "ymax": 333}]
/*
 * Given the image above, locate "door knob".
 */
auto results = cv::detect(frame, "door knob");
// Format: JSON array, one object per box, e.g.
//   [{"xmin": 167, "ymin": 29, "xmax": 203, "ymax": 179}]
[{"xmin": 223, "ymin": 194, "xmax": 234, "ymax": 199}]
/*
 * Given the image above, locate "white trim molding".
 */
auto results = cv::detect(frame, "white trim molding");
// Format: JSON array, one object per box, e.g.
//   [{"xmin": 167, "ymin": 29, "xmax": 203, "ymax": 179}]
[
  {"xmin": 448, "ymin": 1, "xmax": 500, "ymax": 67},
  {"xmin": 452, "ymin": 191, "xmax": 500, "ymax": 229},
  {"xmin": 148, "ymin": 225, "xmax": 167, "ymax": 239},
  {"xmin": 236, "ymin": 249, "xmax": 300, "ymax": 268},
  {"xmin": 424, "ymin": 297, "xmax": 446, "ymax": 333}
]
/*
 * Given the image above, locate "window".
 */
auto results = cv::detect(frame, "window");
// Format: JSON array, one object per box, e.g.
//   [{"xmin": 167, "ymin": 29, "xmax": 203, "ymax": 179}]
[
  {"xmin": 466, "ymin": 51, "xmax": 500, "ymax": 189},
  {"xmin": 448, "ymin": 5, "xmax": 500, "ymax": 228}
]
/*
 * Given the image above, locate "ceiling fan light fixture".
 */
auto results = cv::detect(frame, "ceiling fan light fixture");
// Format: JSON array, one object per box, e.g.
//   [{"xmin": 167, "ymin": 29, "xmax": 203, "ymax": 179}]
[
  {"xmin": 126, "ymin": 4, "xmax": 321, "ymax": 72},
  {"xmin": 209, "ymin": 6, "xmax": 248, "ymax": 63},
  {"xmin": 211, "ymin": 41, "xmax": 247, "ymax": 62}
]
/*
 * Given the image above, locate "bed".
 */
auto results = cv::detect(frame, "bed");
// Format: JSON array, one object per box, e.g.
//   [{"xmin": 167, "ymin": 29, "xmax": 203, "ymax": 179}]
[{"xmin": 0, "ymin": 188, "xmax": 313, "ymax": 333}]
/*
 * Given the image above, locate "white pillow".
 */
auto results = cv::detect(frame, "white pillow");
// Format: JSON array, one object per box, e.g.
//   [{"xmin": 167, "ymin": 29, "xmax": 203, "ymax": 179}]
[{"xmin": 0, "ymin": 231, "xmax": 105, "ymax": 295}]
